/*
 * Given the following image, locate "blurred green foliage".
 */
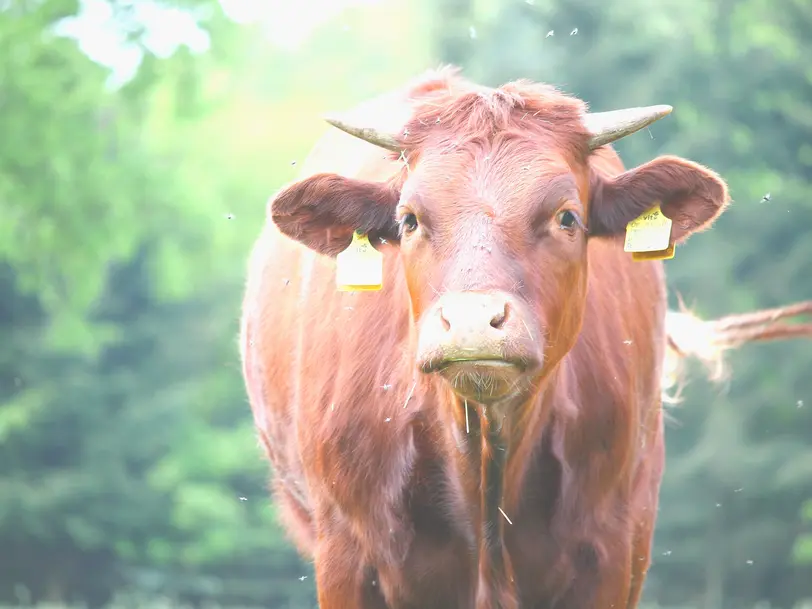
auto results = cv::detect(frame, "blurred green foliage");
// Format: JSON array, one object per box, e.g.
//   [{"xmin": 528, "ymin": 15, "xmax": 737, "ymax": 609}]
[{"xmin": 0, "ymin": 0, "xmax": 810, "ymax": 607}]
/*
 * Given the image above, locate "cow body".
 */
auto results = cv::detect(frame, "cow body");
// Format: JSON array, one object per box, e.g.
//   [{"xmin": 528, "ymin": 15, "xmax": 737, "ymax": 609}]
[{"xmin": 241, "ymin": 67, "xmax": 729, "ymax": 608}]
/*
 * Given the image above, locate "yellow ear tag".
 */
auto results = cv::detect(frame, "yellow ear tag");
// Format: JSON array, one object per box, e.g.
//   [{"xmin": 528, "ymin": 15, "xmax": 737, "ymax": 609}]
[
  {"xmin": 623, "ymin": 203, "xmax": 675, "ymax": 261},
  {"xmin": 336, "ymin": 231, "xmax": 383, "ymax": 292}
]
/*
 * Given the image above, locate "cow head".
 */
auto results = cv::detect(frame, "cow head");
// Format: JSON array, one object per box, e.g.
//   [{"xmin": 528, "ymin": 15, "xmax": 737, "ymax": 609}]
[{"xmin": 270, "ymin": 73, "xmax": 729, "ymax": 408}]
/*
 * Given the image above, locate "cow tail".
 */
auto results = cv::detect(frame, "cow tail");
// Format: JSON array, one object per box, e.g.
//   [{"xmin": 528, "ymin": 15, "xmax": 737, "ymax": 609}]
[{"xmin": 662, "ymin": 299, "xmax": 812, "ymax": 403}]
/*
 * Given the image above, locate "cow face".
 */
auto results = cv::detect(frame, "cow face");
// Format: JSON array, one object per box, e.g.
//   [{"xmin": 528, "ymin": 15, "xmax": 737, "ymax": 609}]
[
  {"xmin": 271, "ymin": 86, "xmax": 729, "ymax": 405},
  {"xmin": 394, "ymin": 139, "xmax": 588, "ymax": 403}
]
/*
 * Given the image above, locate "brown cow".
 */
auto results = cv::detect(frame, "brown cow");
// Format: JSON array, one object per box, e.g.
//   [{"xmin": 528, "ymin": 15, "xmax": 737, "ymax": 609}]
[{"xmin": 239, "ymin": 66, "xmax": 802, "ymax": 609}]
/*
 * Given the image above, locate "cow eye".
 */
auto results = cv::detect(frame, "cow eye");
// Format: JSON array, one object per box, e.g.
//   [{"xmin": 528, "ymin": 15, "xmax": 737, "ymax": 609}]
[
  {"xmin": 556, "ymin": 210, "xmax": 581, "ymax": 231},
  {"xmin": 400, "ymin": 213, "xmax": 419, "ymax": 234}
]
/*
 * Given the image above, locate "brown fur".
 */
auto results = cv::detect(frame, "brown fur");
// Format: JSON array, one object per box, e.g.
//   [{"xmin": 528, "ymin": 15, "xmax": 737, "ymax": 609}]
[{"xmin": 240, "ymin": 66, "xmax": 733, "ymax": 608}]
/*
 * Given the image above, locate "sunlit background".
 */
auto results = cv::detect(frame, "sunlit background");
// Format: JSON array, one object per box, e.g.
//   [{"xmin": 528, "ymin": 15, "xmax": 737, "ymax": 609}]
[{"xmin": 2, "ymin": 0, "xmax": 811, "ymax": 607}]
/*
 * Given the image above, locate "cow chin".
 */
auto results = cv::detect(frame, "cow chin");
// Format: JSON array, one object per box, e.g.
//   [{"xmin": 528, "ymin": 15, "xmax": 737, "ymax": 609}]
[
  {"xmin": 415, "ymin": 291, "xmax": 543, "ymax": 402},
  {"xmin": 434, "ymin": 358, "xmax": 527, "ymax": 402}
]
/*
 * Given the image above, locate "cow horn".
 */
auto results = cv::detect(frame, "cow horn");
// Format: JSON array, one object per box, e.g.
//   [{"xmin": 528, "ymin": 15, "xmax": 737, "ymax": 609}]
[
  {"xmin": 323, "ymin": 115, "xmax": 402, "ymax": 152},
  {"xmin": 324, "ymin": 104, "xmax": 673, "ymax": 152},
  {"xmin": 583, "ymin": 105, "xmax": 673, "ymax": 149}
]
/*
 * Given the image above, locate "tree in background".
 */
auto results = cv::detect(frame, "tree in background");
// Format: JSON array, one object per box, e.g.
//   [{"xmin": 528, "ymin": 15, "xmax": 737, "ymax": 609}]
[{"xmin": 0, "ymin": 1, "xmax": 312, "ymax": 606}]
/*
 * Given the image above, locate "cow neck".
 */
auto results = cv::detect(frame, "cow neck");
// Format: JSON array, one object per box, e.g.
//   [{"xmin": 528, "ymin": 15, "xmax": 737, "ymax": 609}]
[
  {"xmin": 442, "ymin": 378, "xmax": 554, "ymax": 609},
  {"xmin": 442, "ymin": 366, "xmax": 560, "ymax": 609},
  {"xmin": 478, "ymin": 401, "xmax": 513, "ymax": 604}
]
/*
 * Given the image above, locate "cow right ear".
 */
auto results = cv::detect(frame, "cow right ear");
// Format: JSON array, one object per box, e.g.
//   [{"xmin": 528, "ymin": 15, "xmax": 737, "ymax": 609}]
[{"xmin": 269, "ymin": 173, "xmax": 401, "ymax": 257}]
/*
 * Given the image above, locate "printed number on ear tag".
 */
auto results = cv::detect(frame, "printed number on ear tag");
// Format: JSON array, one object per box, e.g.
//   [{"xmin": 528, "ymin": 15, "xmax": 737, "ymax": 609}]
[
  {"xmin": 336, "ymin": 231, "xmax": 383, "ymax": 292},
  {"xmin": 624, "ymin": 203, "xmax": 675, "ymax": 261}
]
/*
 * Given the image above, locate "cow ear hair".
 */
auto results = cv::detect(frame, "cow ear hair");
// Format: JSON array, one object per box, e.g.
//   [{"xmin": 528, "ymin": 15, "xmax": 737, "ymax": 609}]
[
  {"xmin": 269, "ymin": 173, "xmax": 401, "ymax": 257},
  {"xmin": 587, "ymin": 155, "xmax": 730, "ymax": 245}
]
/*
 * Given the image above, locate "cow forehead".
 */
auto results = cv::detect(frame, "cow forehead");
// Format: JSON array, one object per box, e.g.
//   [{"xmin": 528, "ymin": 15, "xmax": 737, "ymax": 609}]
[{"xmin": 400, "ymin": 144, "xmax": 583, "ymax": 219}]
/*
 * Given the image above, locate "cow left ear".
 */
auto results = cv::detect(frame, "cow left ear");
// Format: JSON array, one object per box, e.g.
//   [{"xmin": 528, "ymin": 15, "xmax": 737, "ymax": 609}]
[{"xmin": 587, "ymin": 155, "xmax": 730, "ymax": 244}]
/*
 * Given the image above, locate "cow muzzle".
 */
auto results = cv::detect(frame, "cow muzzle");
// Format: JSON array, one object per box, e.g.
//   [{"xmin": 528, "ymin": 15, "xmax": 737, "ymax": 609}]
[{"xmin": 416, "ymin": 292, "xmax": 543, "ymax": 402}]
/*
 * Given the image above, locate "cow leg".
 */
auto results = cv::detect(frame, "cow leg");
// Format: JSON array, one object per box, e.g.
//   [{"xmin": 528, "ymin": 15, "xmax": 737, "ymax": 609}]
[
  {"xmin": 626, "ymin": 517, "xmax": 655, "ymax": 609},
  {"xmin": 313, "ymin": 526, "xmax": 389, "ymax": 609},
  {"xmin": 627, "ymin": 464, "xmax": 661, "ymax": 608},
  {"xmin": 626, "ymin": 412, "xmax": 664, "ymax": 609},
  {"xmin": 554, "ymin": 541, "xmax": 633, "ymax": 609}
]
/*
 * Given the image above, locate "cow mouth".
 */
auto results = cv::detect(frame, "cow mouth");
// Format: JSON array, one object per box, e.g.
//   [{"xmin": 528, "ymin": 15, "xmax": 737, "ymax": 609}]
[{"xmin": 429, "ymin": 357, "xmax": 529, "ymax": 402}]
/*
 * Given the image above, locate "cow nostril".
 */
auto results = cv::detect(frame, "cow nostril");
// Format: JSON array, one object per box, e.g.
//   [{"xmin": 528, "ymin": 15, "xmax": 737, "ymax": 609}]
[
  {"xmin": 439, "ymin": 309, "xmax": 451, "ymax": 332},
  {"xmin": 490, "ymin": 303, "xmax": 509, "ymax": 329}
]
